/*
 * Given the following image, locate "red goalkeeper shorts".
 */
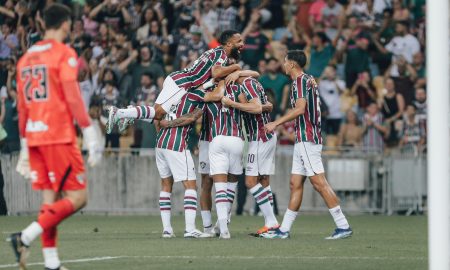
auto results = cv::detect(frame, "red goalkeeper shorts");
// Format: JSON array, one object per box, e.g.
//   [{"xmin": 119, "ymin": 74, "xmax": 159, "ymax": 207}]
[{"xmin": 29, "ymin": 142, "xmax": 87, "ymax": 191}]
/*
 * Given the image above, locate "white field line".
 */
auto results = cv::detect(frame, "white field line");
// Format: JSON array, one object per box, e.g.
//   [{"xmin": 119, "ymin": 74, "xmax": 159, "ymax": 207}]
[{"xmin": 0, "ymin": 255, "xmax": 427, "ymax": 268}]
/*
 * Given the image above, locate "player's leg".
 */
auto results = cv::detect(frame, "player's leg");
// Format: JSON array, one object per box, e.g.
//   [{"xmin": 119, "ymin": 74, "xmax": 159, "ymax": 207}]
[
  {"xmin": 301, "ymin": 142, "xmax": 352, "ymax": 239},
  {"xmin": 181, "ymin": 180, "xmax": 204, "ymax": 238},
  {"xmin": 259, "ymin": 176, "xmax": 274, "ymax": 207},
  {"xmin": 155, "ymin": 148, "xmax": 175, "ymax": 237},
  {"xmin": 226, "ymin": 174, "xmax": 238, "ymax": 222},
  {"xmin": 160, "ymin": 177, "xmax": 174, "ymax": 238},
  {"xmin": 226, "ymin": 136, "xmax": 244, "ymax": 222},
  {"xmin": 209, "ymin": 136, "xmax": 231, "ymax": 238},
  {"xmin": 258, "ymin": 135, "xmax": 277, "ymax": 208},
  {"xmin": 198, "ymin": 141, "xmax": 214, "ymax": 233}
]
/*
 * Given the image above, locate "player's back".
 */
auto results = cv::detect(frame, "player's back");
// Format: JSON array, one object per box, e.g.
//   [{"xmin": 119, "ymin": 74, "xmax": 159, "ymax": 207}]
[{"xmin": 17, "ymin": 39, "xmax": 79, "ymax": 147}]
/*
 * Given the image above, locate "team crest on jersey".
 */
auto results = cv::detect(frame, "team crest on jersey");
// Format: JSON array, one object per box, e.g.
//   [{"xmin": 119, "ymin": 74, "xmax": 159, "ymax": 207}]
[
  {"xmin": 170, "ymin": 105, "xmax": 177, "ymax": 113},
  {"xmin": 200, "ymin": 162, "xmax": 206, "ymax": 169},
  {"xmin": 68, "ymin": 57, "xmax": 77, "ymax": 67}
]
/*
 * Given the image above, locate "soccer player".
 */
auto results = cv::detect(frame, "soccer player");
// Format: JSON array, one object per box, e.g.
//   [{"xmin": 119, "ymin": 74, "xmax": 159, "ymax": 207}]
[
  {"xmin": 155, "ymin": 82, "xmax": 226, "ymax": 238},
  {"xmin": 261, "ymin": 50, "xmax": 353, "ymax": 239},
  {"xmin": 221, "ymin": 76, "xmax": 279, "ymax": 235},
  {"xmin": 105, "ymin": 30, "xmax": 245, "ymax": 130},
  {"xmin": 10, "ymin": 4, "xmax": 102, "ymax": 270}
]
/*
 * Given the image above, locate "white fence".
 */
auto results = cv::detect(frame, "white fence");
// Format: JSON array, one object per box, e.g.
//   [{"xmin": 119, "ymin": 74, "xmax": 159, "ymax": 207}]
[{"xmin": 0, "ymin": 146, "xmax": 427, "ymax": 215}]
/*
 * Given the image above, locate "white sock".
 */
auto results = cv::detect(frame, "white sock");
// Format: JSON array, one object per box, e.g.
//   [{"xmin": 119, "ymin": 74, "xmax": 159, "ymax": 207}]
[
  {"xmin": 21, "ymin": 221, "xmax": 43, "ymax": 246},
  {"xmin": 329, "ymin": 205, "xmax": 350, "ymax": 229},
  {"xmin": 250, "ymin": 184, "xmax": 278, "ymax": 227},
  {"xmin": 201, "ymin": 210, "xmax": 212, "ymax": 229},
  {"xmin": 184, "ymin": 189, "xmax": 198, "ymax": 232},
  {"xmin": 226, "ymin": 182, "xmax": 238, "ymax": 217},
  {"xmin": 117, "ymin": 106, "xmax": 155, "ymax": 119},
  {"xmin": 159, "ymin": 191, "xmax": 172, "ymax": 233},
  {"xmin": 265, "ymin": 186, "xmax": 274, "ymax": 207},
  {"xmin": 279, "ymin": 209, "xmax": 298, "ymax": 233},
  {"xmin": 43, "ymin": 248, "xmax": 60, "ymax": 269},
  {"xmin": 214, "ymin": 183, "xmax": 229, "ymax": 233}
]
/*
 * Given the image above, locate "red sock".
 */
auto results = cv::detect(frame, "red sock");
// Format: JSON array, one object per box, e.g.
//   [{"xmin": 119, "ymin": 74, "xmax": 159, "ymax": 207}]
[
  {"xmin": 37, "ymin": 199, "xmax": 75, "ymax": 231},
  {"xmin": 39, "ymin": 205, "xmax": 58, "ymax": 247}
]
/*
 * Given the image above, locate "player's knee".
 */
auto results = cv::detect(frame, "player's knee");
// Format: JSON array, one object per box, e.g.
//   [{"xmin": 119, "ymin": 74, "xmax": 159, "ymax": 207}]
[
  {"xmin": 183, "ymin": 180, "xmax": 197, "ymax": 190},
  {"xmin": 311, "ymin": 179, "xmax": 327, "ymax": 194},
  {"xmin": 66, "ymin": 189, "xmax": 87, "ymax": 210},
  {"xmin": 245, "ymin": 177, "xmax": 258, "ymax": 189}
]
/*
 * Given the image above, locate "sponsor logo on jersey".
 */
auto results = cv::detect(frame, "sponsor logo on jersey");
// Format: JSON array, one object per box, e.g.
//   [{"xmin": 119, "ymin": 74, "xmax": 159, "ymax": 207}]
[{"xmin": 26, "ymin": 120, "xmax": 49, "ymax": 132}]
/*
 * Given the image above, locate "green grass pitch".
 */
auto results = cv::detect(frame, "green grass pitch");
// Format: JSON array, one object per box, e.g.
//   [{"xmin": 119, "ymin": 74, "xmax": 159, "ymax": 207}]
[{"xmin": 0, "ymin": 215, "xmax": 426, "ymax": 270}]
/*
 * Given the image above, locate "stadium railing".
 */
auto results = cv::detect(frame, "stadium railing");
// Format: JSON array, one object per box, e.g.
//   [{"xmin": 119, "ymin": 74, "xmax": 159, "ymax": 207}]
[{"xmin": 1, "ymin": 146, "xmax": 426, "ymax": 215}]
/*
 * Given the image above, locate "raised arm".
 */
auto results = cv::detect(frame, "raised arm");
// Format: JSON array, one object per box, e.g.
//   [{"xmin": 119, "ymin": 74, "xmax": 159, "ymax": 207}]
[
  {"xmin": 227, "ymin": 70, "xmax": 260, "ymax": 85},
  {"xmin": 204, "ymin": 80, "xmax": 226, "ymax": 102},
  {"xmin": 211, "ymin": 64, "xmax": 241, "ymax": 79}
]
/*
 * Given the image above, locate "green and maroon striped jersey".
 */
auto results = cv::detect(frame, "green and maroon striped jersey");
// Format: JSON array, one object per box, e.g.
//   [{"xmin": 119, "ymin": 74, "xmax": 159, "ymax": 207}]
[
  {"xmin": 240, "ymin": 77, "xmax": 274, "ymax": 142},
  {"xmin": 206, "ymin": 84, "xmax": 243, "ymax": 140},
  {"xmin": 169, "ymin": 47, "xmax": 228, "ymax": 92},
  {"xmin": 156, "ymin": 89, "xmax": 205, "ymax": 151},
  {"xmin": 291, "ymin": 73, "xmax": 322, "ymax": 144}
]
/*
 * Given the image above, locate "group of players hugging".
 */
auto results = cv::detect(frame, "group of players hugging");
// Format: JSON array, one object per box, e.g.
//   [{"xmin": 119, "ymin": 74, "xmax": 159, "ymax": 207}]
[{"xmin": 9, "ymin": 4, "xmax": 352, "ymax": 270}]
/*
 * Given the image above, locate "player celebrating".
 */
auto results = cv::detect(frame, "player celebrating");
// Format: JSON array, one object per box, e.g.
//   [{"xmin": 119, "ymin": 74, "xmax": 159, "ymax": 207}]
[
  {"xmin": 155, "ymin": 83, "xmax": 226, "ymax": 238},
  {"xmin": 261, "ymin": 50, "xmax": 352, "ymax": 240},
  {"xmin": 221, "ymin": 76, "xmax": 279, "ymax": 236},
  {"xmin": 9, "ymin": 4, "xmax": 101, "ymax": 270},
  {"xmin": 105, "ymin": 30, "xmax": 244, "ymax": 130}
]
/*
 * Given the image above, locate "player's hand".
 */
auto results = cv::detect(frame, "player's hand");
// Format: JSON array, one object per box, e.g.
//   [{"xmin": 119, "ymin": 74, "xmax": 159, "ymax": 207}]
[
  {"xmin": 159, "ymin": 119, "xmax": 169, "ymax": 129},
  {"xmin": 264, "ymin": 102, "xmax": 274, "ymax": 112},
  {"xmin": 264, "ymin": 122, "xmax": 277, "ymax": 133},
  {"xmin": 225, "ymin": 71, "xmax": 240, "ymax": 86},
  {"xmin": 82, "ymin": 125, "xmax": 102, "ymax": 167},
  {"xmin": 221, "ymin": 96, "xmax": 232, "ymax": 107},
  {"xmin": 16, "ymin": 139, "xmax": 31, "ymax": 178}
]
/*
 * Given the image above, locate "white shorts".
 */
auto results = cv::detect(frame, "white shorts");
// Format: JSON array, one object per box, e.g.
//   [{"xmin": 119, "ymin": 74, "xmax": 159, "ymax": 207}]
[
  {"xmin": 245, "ymin": 135, "xmax": 277, "ymax": 176},
  {"xmin": 198, "ymin": 140, "xmax": 210, "ymax": 175},
  {"xmin": 155, "ymin": 76, "xmax": 187, "ymax": 114},
  {"xmin": 209, "ymin": 136, "xmax": 244, "ymax": 176},
  {"xmin": 292, "ymin": 142, "xmax": 325, "ymax": 177},
  {"xmin": 156, "ymin": 148, "xmax": 196, "ymax": 182}
]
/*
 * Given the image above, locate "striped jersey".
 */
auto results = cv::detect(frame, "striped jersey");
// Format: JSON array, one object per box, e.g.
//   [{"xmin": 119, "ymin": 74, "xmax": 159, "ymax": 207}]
[
  {"xmin": 240, "ymin": 77, "xmax": 274, "ymax": 142},
  {"xmin": 206, "ymin": 84, "xmax": 243, "ymax": 140},
  {"xmin": 170, "ymin": 47, "xmax": 228, "ymax": 91},
  {"xmin": 156, "ymin": 89, "xmax": 205, "ymax": 152},
  {"xmin": 291, "ymin": 73, "xmax": 322, "ymax": 144}
]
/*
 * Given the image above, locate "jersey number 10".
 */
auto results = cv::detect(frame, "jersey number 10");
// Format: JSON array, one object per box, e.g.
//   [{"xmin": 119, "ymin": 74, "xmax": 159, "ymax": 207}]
[{"xmin": 21, "ymin": 65, "xmax": 49, "ymax": 102}]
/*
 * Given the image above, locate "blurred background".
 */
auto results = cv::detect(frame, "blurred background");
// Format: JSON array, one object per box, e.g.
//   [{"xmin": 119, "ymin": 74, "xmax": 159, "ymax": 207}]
[{"xmin": 0, "ymin": 0, "xmax": 427, "ymax": 217}]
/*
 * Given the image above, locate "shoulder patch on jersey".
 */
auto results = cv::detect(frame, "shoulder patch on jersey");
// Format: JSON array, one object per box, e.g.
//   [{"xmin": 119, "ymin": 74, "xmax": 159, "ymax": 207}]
[{"xmin": 68, "ymin": 57, "xmax": 77, "ymax": 67}]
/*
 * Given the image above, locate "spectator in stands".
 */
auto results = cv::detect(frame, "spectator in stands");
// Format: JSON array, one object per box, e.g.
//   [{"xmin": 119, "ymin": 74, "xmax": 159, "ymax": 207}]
[
  {"xmin": 137, "ymin": 73, "xmax": 159, "ymax": 150},
  {"xmin": 306, "ymin": 32, "xmax": 335, "ymax": 78},
  {"xmin": 95, "ymin": 22, "xmax": 115, "ymax": 49},
  {"xmin": 399, "ymin": 104, "xmax": 426, "ymax": 152},
  {"xmin": 128, "ymin": 0, "xmax": 144, "ymax": 31},
  {"xmin": 142, "ymin": 19, "xmax": 169, "ymax": 67},
  {"xmin": 309, "ymin": 0, "xmax": 326, "ymax": 32},
  {"xmin": 0, "ymin": 64, "xmax": 19, "ymax": 153},
  {"xmin": 362, "ymin": 102, "xmax": 389, "ymax": 153},
  {"xmin": 385, "ymin": 56, "xmax": 416, "ymax": 105},
  {"xmin": 413, "ymin": 88, "xmax": 426, "ymax": 122},
  {"xmin": 337, "ymin": 15, "xmax": 370, "ymax": 87},
  {"xmin": 379, "ymin": 77, "xmax": 405, "ymax": 147},
  {"xmin": 392, "ymin": 0, "xmax": 409, "ymax": 21},
  {"xmin": 241, "ymin": 11, "xmax": 270, "ymax": 70},
  {"xmin": 0, "ymin": 21, "xmax": 18, "ymax": 60},
  {"xmin": 200, "ymin": 0, "xmax": 219, "ymax": 34},
  {"xmin": 79, "ymin": 65, "xmax": 94, "ymax": 111},
  {"xmin": 125, "ymin": 46, "xmax": 165, "ymax": 99},
  {"xmin": 337, "ymin": 110, "xmax": 363, "ymax": 147},
  {"xmin": 412, "ymin": 51, "xmax": 426, "ymax": 88},
  {"xmin": 284, "ymin": 19, "xmax": 310, "ymax": 51},
  {"xmin": 180, "ymin": 25, "xmax": 208, "ymax": 70},
  {"xmin": 82, "ymin": 2, "xmax": 99, "ymax": 37},
  {"xmin": 218, "ymin": 0, "xmax": 239, "ymax": 33},
  {"xmin": 89, "ymin": 0, "xmax": 131, "ymax": 33},
  {"xmin": 136, "ymin": 7, "xmax": 159, "ymax": 44},
  {"xmin": 82, "ymin": 101, "xmax": 106, "ymax": 154},
  {"xmin": 319, "ymin": 65, "xmax": 346, "ymax": 135},
  {"xmin": 350, "ymin": 71, "xmax": 376, "ymax": 114},
  {"xmin": 259, "ymin": 58, "xmax": 290, "ymax": 115},
  {"xmin": 371, "ymin": 8, "xmax": 395, "ymax": 74},
  {"xmin": 321, "ymin": 0, "xmax": 344, "ymax": 40}
]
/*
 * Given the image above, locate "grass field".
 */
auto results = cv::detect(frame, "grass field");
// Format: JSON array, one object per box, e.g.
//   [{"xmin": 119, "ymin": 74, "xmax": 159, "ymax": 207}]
[{"xmin": 0, "ymin": 215, "xmax": 427, "ymax": 270}]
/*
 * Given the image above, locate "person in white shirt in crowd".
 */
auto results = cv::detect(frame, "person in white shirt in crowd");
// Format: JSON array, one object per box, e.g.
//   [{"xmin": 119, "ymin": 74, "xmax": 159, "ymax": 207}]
[{"xmin": 318, "ymin": 65, "xmax": 346, "ymax": 135}]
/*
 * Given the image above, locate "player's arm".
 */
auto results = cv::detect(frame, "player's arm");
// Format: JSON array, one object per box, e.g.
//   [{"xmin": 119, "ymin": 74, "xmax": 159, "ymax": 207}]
[
  {"xmin": 265, "ymin": 98, "xmax": 306, "ymax": 133},
  {"xmin": 226, "ymin": 70, "xmax": 260, "ymax": 85},
  {"xmin": 222, "ymin": 93, "xmax": 262, "ymax": 114},
  {"xmin": 160, "ymin": 108, "xmax": 203, "ymax": 128},
  {"xmin": 262, "ymin": 101, "xmax": 273, "ymax": 112},
  {"xmin": 203, "ymin": 80, "xmax": 226, "ymax": 102},
  {"xmin": 211, "ymin": 64, "xmax": 241, "ymax": 79}
]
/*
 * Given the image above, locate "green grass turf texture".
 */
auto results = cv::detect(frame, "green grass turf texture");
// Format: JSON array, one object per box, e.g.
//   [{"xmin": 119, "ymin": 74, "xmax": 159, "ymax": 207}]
[{"xmin": 0, "ymin": 215, "xmax": 426, "ymax": 270}]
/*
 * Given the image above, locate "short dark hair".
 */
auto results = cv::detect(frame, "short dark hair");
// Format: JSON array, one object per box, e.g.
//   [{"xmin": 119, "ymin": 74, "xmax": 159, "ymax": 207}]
[
  {"xmin": 286, "ymin": 50, "xmax": 307, "ymax": 69},
  {"xmin": 141, "ymin": 72, "xmax": 153, "ymax": 79},
  {"xmin": 44, "ymin": 4, "xmax": 72, "ymax": 30},
  {"xmin": 219, "ymin": 30, "xmax": 240, "ymax": 45}
]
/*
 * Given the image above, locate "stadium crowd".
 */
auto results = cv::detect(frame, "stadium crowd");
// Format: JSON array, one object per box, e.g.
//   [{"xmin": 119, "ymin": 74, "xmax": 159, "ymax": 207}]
[{"xmin": 0, "ymin": 0, "xmax": 427, "ymax": 155}]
